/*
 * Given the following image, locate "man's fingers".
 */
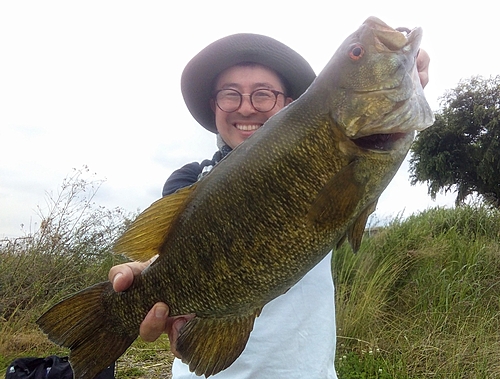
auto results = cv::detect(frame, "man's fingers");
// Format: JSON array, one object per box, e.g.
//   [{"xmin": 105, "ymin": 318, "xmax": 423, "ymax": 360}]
[
  {"xmin": 140, "ymin": 303, "xmax": 170, "ymax": 342},
  {"xmin": 417, "ymin": 48, "xmax": 430, "ymax": 88},
  {"xmin": 108, "ymin": 256, "xmax": 196, "ymax": 359},
  {"xmin": 166, "ymin": 316, "xmax": 195, "ymax": 358},
  {"xmin": 109, "ymin": 258, "xmax": 156, "ymax": 292}
]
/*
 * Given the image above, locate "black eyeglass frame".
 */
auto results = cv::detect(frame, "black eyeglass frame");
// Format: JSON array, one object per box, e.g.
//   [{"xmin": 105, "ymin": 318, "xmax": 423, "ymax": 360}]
[{"xmin": 213, "ymin": 88, "xmax": 286, "ymax": 113}]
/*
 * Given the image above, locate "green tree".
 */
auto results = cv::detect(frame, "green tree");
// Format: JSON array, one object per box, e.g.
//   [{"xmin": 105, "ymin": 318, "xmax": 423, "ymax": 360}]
[{"xmin": 409, "ymin": 75, "xmax": 500, "ymax": 207}]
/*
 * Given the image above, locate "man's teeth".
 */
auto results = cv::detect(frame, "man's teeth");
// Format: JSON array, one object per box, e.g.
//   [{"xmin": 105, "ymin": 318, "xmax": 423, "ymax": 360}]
[{"xmin": 235, "ymin": 124, "xmax": 261, "ymax": 131}]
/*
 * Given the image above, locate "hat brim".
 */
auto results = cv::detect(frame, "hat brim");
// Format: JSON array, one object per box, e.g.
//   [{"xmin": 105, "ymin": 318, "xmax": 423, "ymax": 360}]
[{"xmin": 181, "ymin": 33, "xmax": 316, "ymax": 133}]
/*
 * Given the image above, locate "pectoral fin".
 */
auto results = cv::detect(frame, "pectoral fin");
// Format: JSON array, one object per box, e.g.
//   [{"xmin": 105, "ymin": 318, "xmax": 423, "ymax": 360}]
[
  {"xmin": 336, "ymin": 234, "xmax": 347, "ymax": 250},
  {"xmin": 113, "ymin": 185, "xmax": 196, "ymax": 261},
  {"xmin": 308, "ymin": 161, "xmax": 366, "ymax": 227},
  {"xmin": 346, "ymin": 200, "xmax": 377, "ymax": 253},
  {"xmin": 177, "ymin": 310, "xmax": 260, "ymax": 377}
]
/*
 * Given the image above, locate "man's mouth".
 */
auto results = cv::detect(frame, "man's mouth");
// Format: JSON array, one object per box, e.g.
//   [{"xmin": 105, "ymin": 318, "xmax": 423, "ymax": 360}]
[{"xmin": 234, "ymin": 124, "xmax": 262, "ymax": 132}]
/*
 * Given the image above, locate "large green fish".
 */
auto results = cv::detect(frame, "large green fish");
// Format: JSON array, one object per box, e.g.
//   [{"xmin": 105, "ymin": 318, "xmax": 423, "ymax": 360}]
[{"xmin": 38, "ymin": 16, "xmax": 434, "ymax": 378}]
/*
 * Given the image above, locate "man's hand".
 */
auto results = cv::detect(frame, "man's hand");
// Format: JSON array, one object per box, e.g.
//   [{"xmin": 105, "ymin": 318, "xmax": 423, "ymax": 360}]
[
  {"xmin": 417, "ymin": 48, "xmax": 430, "ymax": 88},
  {"xmin": 109, "ymin": 259, "xmax": 194, "ymax": 358}
]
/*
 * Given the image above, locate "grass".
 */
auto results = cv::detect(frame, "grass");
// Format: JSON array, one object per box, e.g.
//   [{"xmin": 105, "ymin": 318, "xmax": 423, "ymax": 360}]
[
  {"xmin": 0, "ymin": 168, "xmax": 132, "ymax": 372},
  {"xmin": 115, "ymin": 337, "xmax": 174, "ymax": 379},
  {"xmin": 2, "ymin": 170, "xmax": 500, "ymax": 378},
  {"xmin": 333, "ymin": 205, "xmax": 500, "ymax": 378}
]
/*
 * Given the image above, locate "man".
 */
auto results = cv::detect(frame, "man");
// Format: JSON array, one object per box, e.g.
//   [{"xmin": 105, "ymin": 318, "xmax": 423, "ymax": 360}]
[{"xmin": 109, "ymin": 33, "xmax": 430, "ymax": 378}]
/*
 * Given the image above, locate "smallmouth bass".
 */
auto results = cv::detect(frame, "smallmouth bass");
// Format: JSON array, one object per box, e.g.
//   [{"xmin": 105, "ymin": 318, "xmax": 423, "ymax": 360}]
[{"xmin": 38, "ymin": 16, "xmax": 434, "ymax": 378}]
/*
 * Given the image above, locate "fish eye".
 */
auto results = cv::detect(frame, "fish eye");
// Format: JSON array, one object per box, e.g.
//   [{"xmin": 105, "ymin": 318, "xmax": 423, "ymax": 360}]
[{"xmin": 349, "ymin": 44, "xmax": 364, "ymax": 60}]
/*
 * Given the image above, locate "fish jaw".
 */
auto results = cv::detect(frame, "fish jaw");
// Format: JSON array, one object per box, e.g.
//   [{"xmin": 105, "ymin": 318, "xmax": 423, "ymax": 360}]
[
  {"xmin": 313, "ymin": 16, "xmax": 434, "ymax": 141},
  {"xmin": 351, "ymin": 130, "xmax": 415, "ymax": 153}
]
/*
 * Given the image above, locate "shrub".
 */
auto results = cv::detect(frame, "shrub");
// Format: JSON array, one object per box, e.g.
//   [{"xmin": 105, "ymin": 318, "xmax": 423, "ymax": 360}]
[{"xmin": 0, "ymin": 167, "xmax": 132, "ymax": 338}]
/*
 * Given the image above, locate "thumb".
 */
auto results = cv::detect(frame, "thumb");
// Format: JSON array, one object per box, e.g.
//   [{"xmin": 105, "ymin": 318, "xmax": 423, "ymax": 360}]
[{"xmin": 139, "ymin": 303, "xmax": 170, "ymax": 342}]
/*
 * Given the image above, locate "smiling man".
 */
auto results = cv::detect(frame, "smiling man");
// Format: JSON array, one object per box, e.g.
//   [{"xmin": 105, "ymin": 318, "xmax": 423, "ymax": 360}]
[
  {"xmin": 210, "ymin": 63, "xmax": 293, "ymax": 147},
  {"xmin": 109, "ymin": 32, "xmax": 430, "ymax": 379}
]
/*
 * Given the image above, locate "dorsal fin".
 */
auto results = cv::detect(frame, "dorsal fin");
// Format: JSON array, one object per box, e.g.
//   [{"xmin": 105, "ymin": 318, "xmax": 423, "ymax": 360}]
[{"xmin": 113, "ymin": 185, "xmax": 196, "ymax": 261}]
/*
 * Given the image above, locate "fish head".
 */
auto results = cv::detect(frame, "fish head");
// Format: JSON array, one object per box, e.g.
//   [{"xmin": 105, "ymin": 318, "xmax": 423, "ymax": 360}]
[
  {"xmin": 314, "ymin": 16, "xmax": 434, "ymax": 146},
  {"xmin": 297, "ymin": 17, "xmax": 436, "ymax": 249}
]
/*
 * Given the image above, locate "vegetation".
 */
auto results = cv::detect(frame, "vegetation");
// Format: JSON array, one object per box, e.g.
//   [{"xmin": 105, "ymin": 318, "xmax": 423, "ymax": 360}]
[
  {"xmin": 2, "ymin": 171, "xmax": 500, "ymax": 378},
  {"xmin": 334, "ymin": 203, "xmax": 500, "ymax": 378},
  {"xmin": 0, "ymin": 168, "xmax": 133, "ymax": 374},
  {"xmin": 410, "ymin": 75, "xmax": 500, "ymax": 208}
]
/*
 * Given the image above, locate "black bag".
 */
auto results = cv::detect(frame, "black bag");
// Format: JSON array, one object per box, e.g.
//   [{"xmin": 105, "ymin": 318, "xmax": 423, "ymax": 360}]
[{"xmin": 5, "ymin": 356, "xmax": 115, "ymax": 379}]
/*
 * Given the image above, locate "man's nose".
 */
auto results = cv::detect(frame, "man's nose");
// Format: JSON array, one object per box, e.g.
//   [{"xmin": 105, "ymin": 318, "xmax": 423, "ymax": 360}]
[{"xmin": 238, "ymin": 94, "xmax": 257, "ymax": 114}]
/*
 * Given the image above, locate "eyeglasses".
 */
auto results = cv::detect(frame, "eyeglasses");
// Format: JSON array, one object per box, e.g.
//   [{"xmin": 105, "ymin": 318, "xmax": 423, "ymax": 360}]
[{"xmin": 213, "ymin": 88, "xmax": 286, "ymax": 113}]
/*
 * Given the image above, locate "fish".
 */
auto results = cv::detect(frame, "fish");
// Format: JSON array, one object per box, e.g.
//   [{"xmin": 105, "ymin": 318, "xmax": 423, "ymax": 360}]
[{"xmin": 37, "ymin": 16, "xmax": 434, "ymax": 379}]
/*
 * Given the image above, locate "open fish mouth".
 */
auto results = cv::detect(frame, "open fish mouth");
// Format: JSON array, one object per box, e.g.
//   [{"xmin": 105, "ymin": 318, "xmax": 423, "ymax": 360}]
[{"xmin": 352, "ymin": 132, "xmax": 411, "ymax": 151}]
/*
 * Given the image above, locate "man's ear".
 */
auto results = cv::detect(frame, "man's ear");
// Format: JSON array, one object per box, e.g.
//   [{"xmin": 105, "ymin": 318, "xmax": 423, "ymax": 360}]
[
  {"xmin": 210, "ymin": 99, "xmax": 216, "ymax": 112},
  {"xmin": 285, "ymin": 97, "xmax": 294, "ymax": 106}
]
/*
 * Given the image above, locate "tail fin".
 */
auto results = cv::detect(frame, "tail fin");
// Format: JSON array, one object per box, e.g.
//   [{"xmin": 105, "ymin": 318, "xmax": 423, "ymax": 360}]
[{"xmin": 37, "ymin": 282, "xmax": 137, "ymax": 379}]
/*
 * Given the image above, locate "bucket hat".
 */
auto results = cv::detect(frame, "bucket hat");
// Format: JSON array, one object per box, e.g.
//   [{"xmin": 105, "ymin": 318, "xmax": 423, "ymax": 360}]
[{"xmin": 181, "ymin": 33, "xmax": 316, "ymax": 133}]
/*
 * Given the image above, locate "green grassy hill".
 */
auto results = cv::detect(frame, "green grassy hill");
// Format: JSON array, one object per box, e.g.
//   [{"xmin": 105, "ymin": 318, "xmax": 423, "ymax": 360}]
[{"xmin": 334, "ymin": 205, "xmax": 500, "ymax": 378}]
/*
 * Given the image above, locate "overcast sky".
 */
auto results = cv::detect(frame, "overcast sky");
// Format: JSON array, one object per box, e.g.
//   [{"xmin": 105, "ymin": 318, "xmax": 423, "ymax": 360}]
[{"xmin": 1, "ymin": 1, "xmax": 496, "ymax": 238}]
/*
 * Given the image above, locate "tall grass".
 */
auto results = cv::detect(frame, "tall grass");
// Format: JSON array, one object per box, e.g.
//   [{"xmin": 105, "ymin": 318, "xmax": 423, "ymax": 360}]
[
  {"xmin": 334, "ymin": 204, "xmax": 500, "ymax": 378},
  {"xmin": 0, "ymin": 167, "xmax": 131, "ymax": 366}
]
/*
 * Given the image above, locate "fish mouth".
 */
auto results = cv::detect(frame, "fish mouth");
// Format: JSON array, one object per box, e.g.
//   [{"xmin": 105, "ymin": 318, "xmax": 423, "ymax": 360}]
[
  {"xmin": 366, "ymin": 16, "xmax": 422, "ymax": 53},
  {"xmin": 352, "ymin": 132, "xmax": 411, "ymax": 151}
]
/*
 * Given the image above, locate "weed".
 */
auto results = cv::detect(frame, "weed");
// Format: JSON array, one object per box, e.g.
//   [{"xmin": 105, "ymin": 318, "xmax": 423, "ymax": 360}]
[{"xmin": 0, "ymin": 167, "xmax": 132, "ymax": 369}]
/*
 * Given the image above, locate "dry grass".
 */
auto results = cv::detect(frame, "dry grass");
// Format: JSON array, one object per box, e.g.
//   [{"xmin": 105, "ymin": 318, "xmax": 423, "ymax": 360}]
[{"xmin": 116, "ymin": 337, "xmax": 175, "ymax": 379}]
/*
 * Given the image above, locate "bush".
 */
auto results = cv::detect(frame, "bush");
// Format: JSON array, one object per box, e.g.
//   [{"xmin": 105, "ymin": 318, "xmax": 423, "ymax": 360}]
[{"xmin": 0, "ymin": 167, "xmax": 132, "ymax": 341}]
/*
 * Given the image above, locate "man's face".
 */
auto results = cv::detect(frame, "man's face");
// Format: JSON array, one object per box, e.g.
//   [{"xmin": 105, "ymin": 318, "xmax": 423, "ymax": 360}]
[{"xmin": 211, "ymin": 64, "xmax": 292, "ymax": 149}]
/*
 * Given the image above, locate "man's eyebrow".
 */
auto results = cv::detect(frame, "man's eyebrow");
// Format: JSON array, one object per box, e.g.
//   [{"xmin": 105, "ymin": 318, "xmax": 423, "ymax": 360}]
[{"xmin": 218, "ymin": 82, "xmax": 276, "ymax": 90}]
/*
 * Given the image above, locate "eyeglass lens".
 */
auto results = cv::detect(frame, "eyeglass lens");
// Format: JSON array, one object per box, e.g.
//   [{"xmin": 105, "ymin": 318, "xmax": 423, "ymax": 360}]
[{"xmin": 215, "ymin": 89, "xmax": 281, "ymax": 113}]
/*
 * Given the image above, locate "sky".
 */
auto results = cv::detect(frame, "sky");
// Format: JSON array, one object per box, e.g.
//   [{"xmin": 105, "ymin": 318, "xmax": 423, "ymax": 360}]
[{"xmin": 0, "ymin": 1, "xmax": 497, "ymax": 238}]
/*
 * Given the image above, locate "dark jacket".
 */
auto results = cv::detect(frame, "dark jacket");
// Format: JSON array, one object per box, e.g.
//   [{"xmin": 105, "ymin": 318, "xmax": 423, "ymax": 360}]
[{"xmin": 162, "ymin": 148, "xmax": 229, "ymax": 196}]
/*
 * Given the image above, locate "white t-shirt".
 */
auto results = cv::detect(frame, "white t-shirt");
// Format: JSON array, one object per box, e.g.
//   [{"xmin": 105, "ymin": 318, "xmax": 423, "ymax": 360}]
[{"xmin": 172, "ymin": 253, "xmax": 338, "ymax": 379}]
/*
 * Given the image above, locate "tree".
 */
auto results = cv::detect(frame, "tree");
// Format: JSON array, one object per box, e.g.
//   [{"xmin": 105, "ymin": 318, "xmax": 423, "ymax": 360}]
[{"xmin": 409, "ymin": 75, "xmax": 500, "ymax": 207}]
